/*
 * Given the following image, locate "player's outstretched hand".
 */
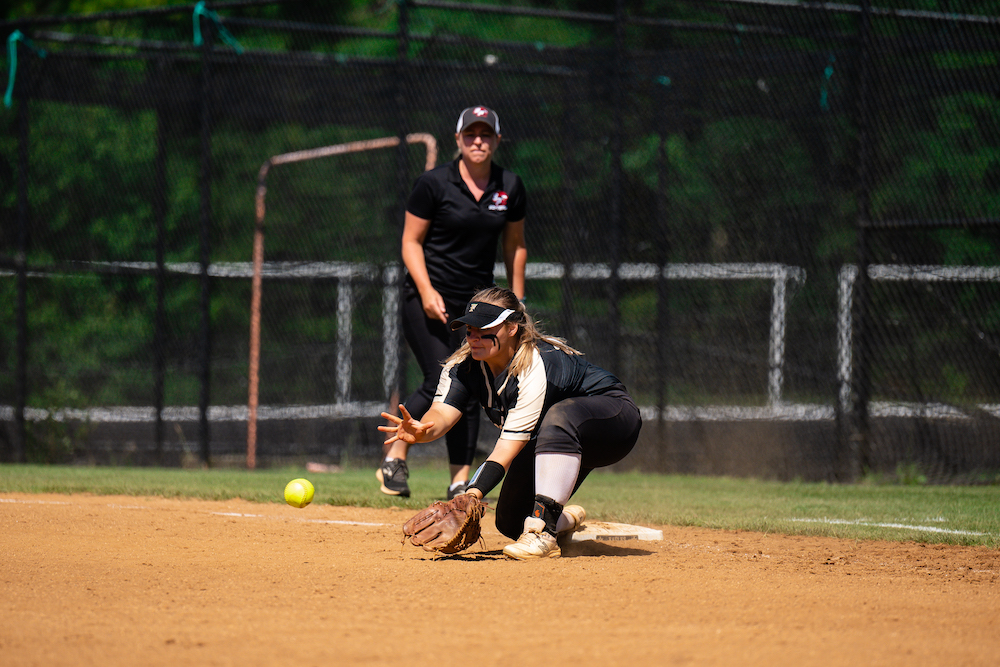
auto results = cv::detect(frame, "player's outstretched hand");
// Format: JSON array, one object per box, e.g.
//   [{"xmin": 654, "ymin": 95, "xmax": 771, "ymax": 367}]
[{"xmin": 378, "ymin": 405, "xmax": 434, "ymax": 446}]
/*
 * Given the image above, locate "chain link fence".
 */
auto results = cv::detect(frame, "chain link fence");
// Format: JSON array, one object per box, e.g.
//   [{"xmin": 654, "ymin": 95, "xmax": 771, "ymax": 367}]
[{"xmin": 2, "ymin": 0, "xmax": 998, "ymax": 482}]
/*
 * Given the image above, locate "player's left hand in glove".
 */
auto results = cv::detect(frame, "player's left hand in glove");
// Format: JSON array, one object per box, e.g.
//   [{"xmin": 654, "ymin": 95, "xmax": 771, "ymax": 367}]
[{"xmin": 402, "ymin": 493, "xmax": 487, "ymax": 554}]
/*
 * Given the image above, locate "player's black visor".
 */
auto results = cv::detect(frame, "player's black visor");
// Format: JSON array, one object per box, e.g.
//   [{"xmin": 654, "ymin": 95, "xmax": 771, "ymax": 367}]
[{"xmin": 450, "ymin": 302, "xmax": 520, "ymax": 330}]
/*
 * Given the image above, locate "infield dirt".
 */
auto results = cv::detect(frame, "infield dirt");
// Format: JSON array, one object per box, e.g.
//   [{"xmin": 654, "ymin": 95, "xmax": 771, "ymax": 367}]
[{"xmin": 2, "ymin": 493, "xmax": 997, "ymax": 666}]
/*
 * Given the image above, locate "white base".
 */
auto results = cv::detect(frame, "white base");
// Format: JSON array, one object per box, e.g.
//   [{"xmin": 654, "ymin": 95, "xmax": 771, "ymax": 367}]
[{"xmin": 567, "ymin": 521, "xmax": 663, "ymax": 543}]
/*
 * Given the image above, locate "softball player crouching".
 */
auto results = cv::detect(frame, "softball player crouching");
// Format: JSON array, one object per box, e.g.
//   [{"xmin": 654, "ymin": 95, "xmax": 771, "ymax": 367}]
[{"xmin": 380, "ymin": 286, "xmax": 642, "ymax": 560}]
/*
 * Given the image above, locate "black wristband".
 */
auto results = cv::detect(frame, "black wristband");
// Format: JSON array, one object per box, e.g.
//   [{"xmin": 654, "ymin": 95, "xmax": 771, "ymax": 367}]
[{"xmin": 467, "ymin": 460, "xmax": 505, "ymax": 496}]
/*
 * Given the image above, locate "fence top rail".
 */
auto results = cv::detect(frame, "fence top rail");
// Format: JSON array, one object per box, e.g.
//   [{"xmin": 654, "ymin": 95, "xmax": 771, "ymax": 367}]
[
  {"xmin": 839, "ymin": 264, "xmax": 1000, "ymax": 282},
  {"xmin": 21, "ymin": 261, "xmax": 998, "ymax": 283},
  {"xmin": 868, "ymin": 264, "xmax": 1000, "ymax": 282},
  {"xmin": 2, "ymin": 260, "xmax": 807, "ymax": 283},
  {"xmin": 6, "ymin": 400, "xmax": 1000, "ymax": 425},
  {"xmin": 7, "ymin": 0, "xmax": 997, "ymax": 38},
  {"xmin": 412, "ymin": 0, "xmax": 1000, "ymax": 27}
]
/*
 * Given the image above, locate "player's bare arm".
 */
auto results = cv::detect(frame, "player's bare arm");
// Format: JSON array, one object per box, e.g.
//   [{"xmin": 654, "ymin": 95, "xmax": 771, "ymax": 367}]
[
  {"xmin": 502, "ymin": 219, "xmax": 527, "ymax": 300},
  {"xmin": 401, "ymin": 211, "xmax": 448, "ymax": 323}
]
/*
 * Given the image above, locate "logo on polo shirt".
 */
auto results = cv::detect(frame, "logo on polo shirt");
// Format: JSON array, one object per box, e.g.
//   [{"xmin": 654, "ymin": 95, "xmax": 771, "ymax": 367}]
[{"xmin": 488, "ymin": 191, "xmax": 509, "ymax": 211}]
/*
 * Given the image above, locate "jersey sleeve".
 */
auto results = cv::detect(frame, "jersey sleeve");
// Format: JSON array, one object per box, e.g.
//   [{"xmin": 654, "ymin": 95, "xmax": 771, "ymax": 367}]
[
  {"xmin": 499, "ymin": 351, "xmax": 547, "ymax": 441},
  {"xmin": 405, "ymin": 172, "xmax": 437, "ymax": 220},
  {"xmin": 433, "ymin": 361, "xmax": 472, "ymax": 411}
]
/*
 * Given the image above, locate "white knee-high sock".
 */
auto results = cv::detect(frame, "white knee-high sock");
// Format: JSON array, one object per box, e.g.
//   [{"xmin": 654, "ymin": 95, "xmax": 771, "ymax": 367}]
[
  {"xmin": 535, "ymin": 453, "xmax": 583, "ymax": 534},
  {"xmin": 534, "ymin": 453, "xmax": 581, "ymax": 506}
]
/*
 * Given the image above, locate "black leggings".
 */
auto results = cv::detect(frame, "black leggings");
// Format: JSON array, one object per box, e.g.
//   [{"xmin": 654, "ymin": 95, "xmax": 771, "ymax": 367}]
[
  {"xmin": 400, "ymin": 287, "xmax": 480, "ymax": 467},
  {"xmin": 493, "ymin": 390, "xmax": 642, "ymax": 539}
]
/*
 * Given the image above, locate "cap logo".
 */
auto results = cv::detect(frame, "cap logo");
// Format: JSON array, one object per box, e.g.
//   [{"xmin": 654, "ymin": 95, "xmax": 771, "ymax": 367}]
[
  {"xmin": 473, "ymin": 107, "xmax": 489, "ymax": 117},
  {"xmin": 469, "ymin": 303, "xmax": 478, "ymax": 310}
]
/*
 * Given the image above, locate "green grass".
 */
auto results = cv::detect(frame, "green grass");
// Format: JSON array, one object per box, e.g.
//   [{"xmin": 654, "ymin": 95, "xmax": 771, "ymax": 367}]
[{"xmin": 1, "ymin": 463, "xmax": 997, "ymax": 548}]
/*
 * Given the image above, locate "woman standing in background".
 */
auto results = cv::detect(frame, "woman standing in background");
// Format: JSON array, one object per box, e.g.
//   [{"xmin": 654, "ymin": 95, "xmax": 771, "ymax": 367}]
[{"xmin": 377, "ymin": 106, "xmax": 527, "ymax": 499}]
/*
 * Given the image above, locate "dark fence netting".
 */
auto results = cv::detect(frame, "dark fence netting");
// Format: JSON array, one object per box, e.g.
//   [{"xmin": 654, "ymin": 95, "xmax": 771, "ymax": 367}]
[{"xmin": 1, "ymin": 1, "xmax": 998, "ymax": 482}]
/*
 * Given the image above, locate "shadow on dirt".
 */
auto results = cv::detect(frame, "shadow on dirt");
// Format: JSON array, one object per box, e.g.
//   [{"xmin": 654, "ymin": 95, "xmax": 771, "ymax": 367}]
[
  {"xmin": 560, "ymin": 540, "xmax": 655, "ymax": 558},
  {"xmin": 417, "ymin": 541, "xmax": 655, "ymax": 560}
]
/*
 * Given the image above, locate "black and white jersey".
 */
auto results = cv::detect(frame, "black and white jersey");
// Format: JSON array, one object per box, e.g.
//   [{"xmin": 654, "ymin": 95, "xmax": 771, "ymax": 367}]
[
  {"xmin": 433, "ymin": 340, "xmax": 627, "ymax": 441},
  {"xmin": 405, "ymin": 158, "xmax": 526, "ymax": 300}
]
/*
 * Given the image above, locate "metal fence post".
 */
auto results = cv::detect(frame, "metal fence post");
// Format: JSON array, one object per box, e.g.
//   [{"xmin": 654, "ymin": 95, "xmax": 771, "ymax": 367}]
[
  {"xmin": 654, "ymin": 73, "xmax": 672, "ymax": 471},
  {"xmin": 13, "ymin": 44, "xmax": 31, "ymax": 464},
  {"xmin": 391, "ymin": 0, "xmax": 411, "ymax": 412},
  {"xmin": 607, "ymin": 0, "xmax": 625, "ymax": 372},
  {"xmin": 850, "ymin": 0, "xmax": 875, "ymax": 480},
  {"xmin": 153, "ymin": 58, "xmax": 168, "ymax": 465},
  {"xmin": 198, "ymin": 14, "xmax": 214, "ymax": 466}
]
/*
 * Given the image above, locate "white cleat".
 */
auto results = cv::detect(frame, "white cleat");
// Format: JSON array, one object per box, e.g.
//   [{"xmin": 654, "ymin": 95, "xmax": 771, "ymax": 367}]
[
  {"xmin": 503, "ymin": 517, "xmax": 561, "ymax": 560},
  {"xmin": 560, "ymin": 505, "xmax": 586, "ymax": 534}
]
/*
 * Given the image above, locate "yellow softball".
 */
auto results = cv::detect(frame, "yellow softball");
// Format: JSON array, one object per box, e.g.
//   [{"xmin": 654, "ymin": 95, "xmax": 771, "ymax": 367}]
[{"xmin": 284, "ymin": 478, "xmax": 315, "ymax": 508}]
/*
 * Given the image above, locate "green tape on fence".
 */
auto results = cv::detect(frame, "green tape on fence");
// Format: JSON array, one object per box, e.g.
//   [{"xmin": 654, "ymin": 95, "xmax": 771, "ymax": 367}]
[
  {"xmin": 192, "ymin": 1, "xmax": 245, "ymax": 54},
  {"xmin": 819, "ymin": 55, "xmax": 835, "ymax": 111},
  {"xmin": 5, "ymin": 31, "xmax": 47, "ymax": 109}
]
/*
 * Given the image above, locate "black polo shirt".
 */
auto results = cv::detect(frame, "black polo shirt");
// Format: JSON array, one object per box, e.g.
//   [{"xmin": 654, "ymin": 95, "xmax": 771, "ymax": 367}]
[{"xmin": 405, "ymin": 158, "xmax": 526, "ymax": 300}]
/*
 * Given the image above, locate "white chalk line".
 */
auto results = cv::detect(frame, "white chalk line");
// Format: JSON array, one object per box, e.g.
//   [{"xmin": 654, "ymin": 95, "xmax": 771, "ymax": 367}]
[
  {"xmin": 0, "ymin": 498, "xmax": 71, "ymax": 504},
  {"xmin": 788, "ymin": 517, "xmax": 988, "ymax": 537},
  {"xmin": 0, "ymin": 497, "xmax": 391, "ymax": 527},
  {"xmin": 211, "ymin": 511, "xmax": 388, "ymax": 527}
]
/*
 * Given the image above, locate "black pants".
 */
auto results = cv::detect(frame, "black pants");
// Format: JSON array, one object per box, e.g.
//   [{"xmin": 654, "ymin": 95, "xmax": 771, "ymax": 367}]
[
  {"xmin": 493, "ymin": 390, "xmax": 642, "ymax": 539},
  {"xmin": 400, "ymin": 286, "xmax": 479, "ymax": 467}
]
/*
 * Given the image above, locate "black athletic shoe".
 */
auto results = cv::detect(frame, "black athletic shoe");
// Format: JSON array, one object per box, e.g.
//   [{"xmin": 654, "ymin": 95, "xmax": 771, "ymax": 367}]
[
  {"xmin": 376, "ymin": 458, "xmax": 410, "ymax": 497},
  {"xmin": 446, "ymin": 482, "xmax": 468, "ymax": 500}
]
